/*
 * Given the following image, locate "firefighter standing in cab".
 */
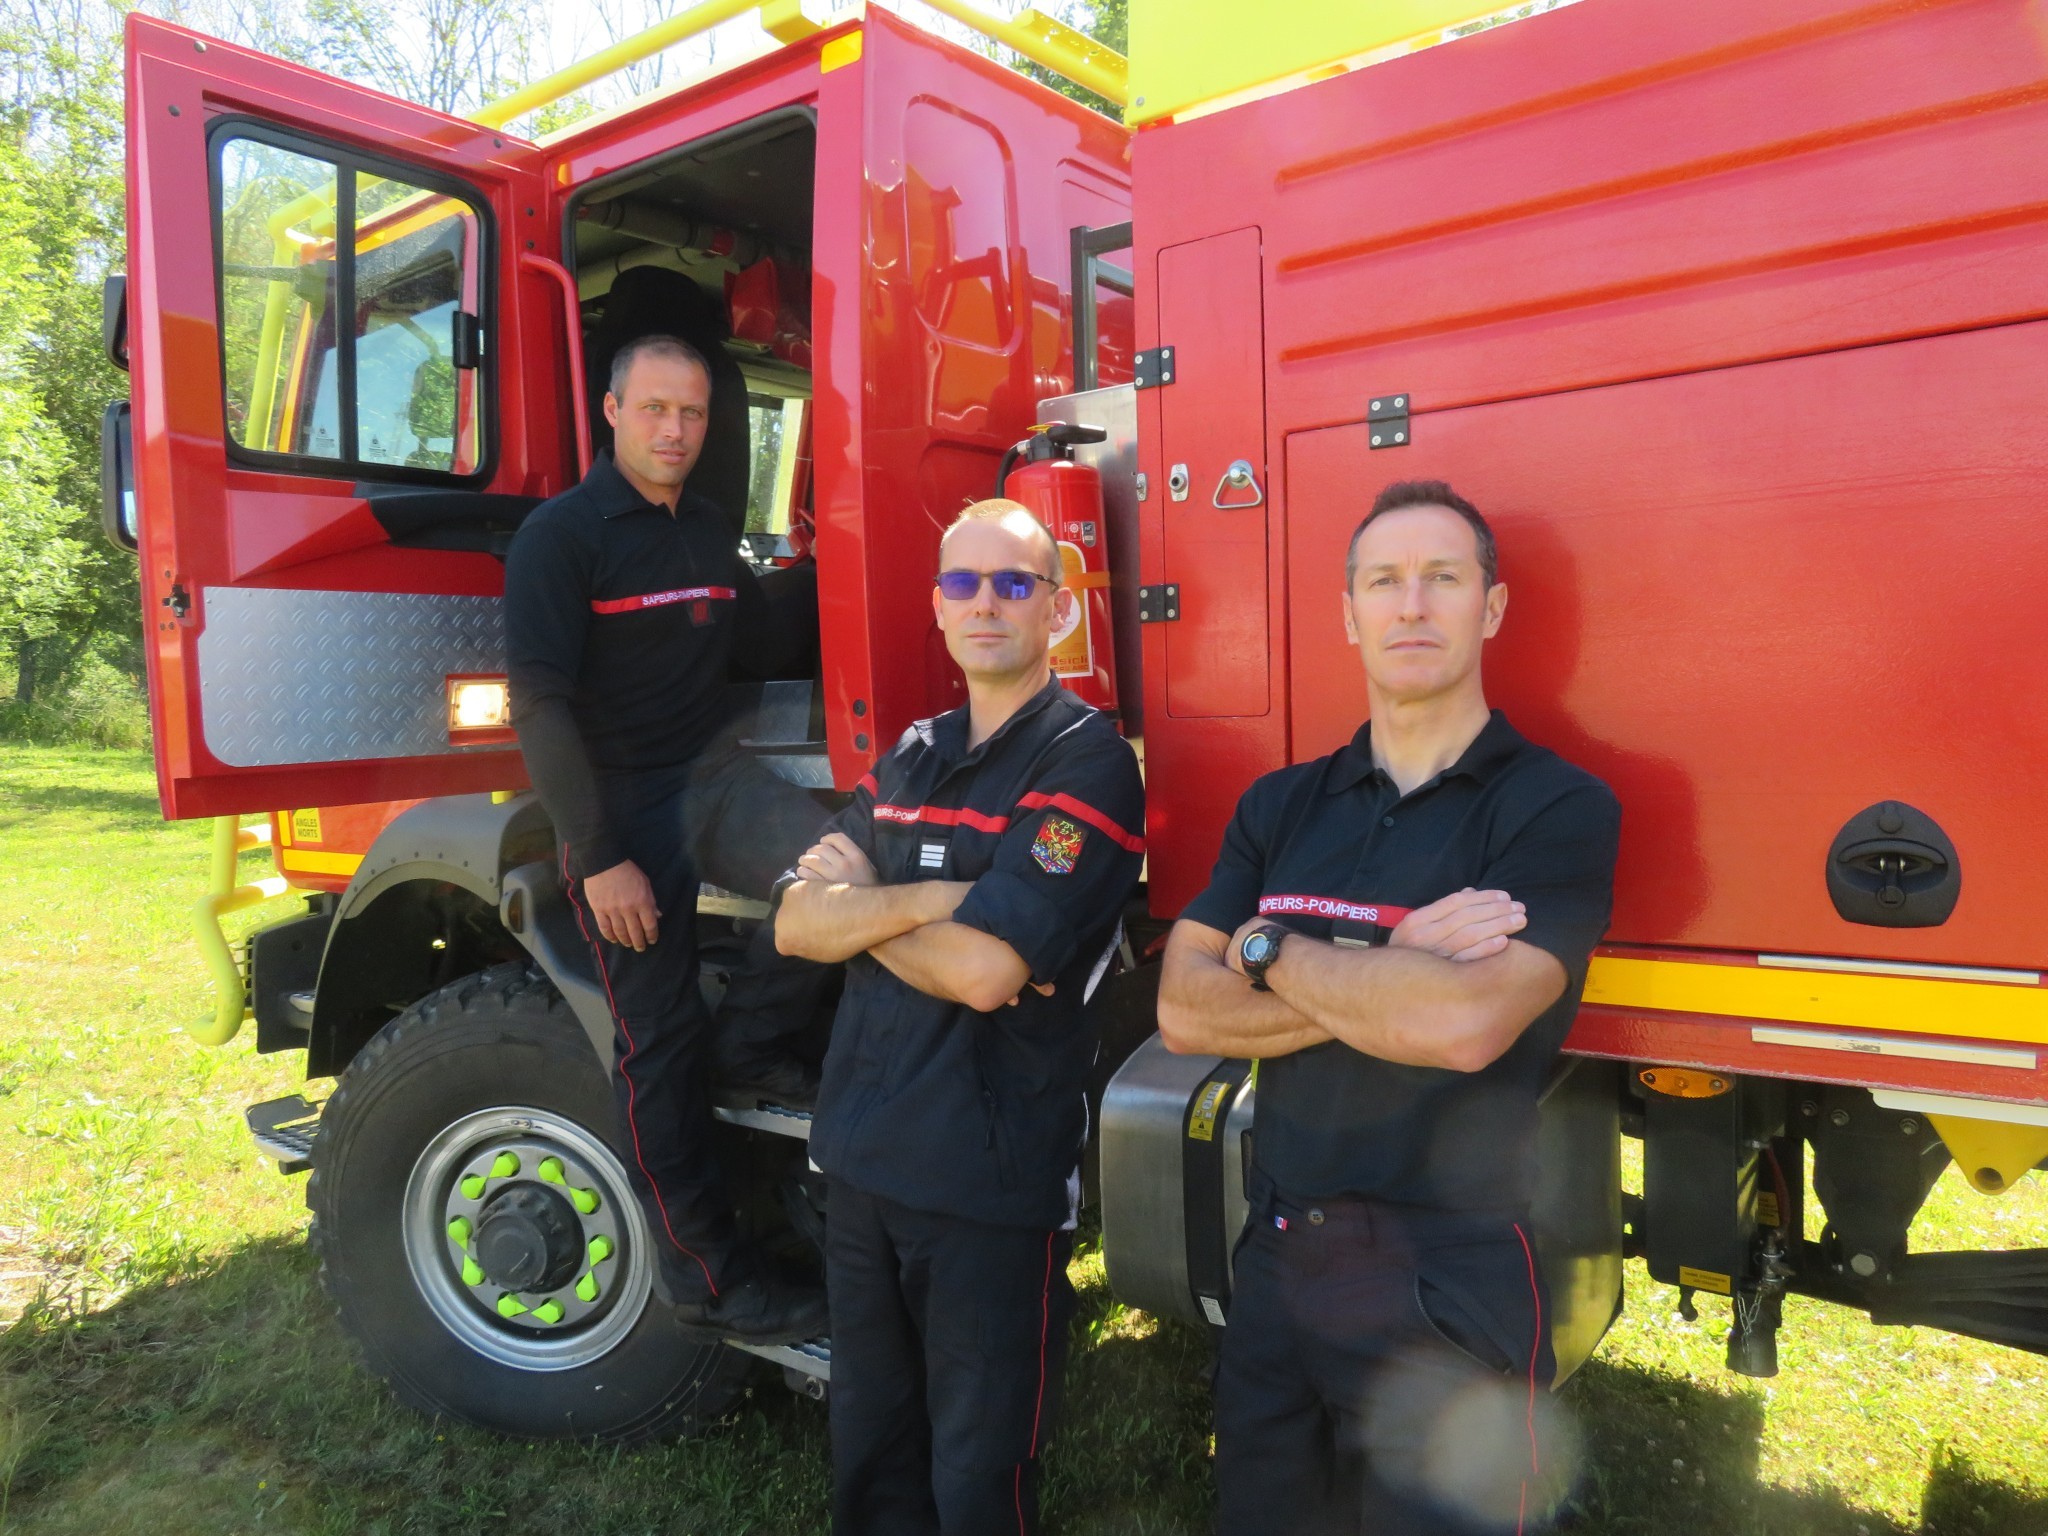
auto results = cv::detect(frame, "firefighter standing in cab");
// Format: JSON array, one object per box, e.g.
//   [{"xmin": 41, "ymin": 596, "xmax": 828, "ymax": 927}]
[
  {"xmin": 503, "ymin": 334, "xmax": 826, "ymax": 1342},
  {"xmin": 1158, "ymin": 481, "xmax": 1621, "ymax": 1535},
  {"xmin": 775, "ymin": 500, "xmax": 1146, "ymax": 1535}
]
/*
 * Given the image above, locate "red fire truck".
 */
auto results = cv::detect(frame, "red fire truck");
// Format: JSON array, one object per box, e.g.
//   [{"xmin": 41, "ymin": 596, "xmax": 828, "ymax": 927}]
[{"xmin": 105, "ymin": 0, "xmax": 2047, "ymax": 1440}]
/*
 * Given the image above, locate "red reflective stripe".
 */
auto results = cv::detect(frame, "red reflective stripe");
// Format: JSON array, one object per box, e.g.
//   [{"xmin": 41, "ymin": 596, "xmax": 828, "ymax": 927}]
[
  {"xmin": 1018, "ymin": 1229, "xmax": 1056, "ymax": 1535},
  {"xmin": 1257, "ymin": 893, "xmax": 1411, "ymax": 926},
  {"xmin": 589, "ymin": 585, "xmax": 737, "ymax": 614},
  {"xmin": 561, "ymin": 843, "xmax": 718, "ymax": 1300},
  {"xmin": 872, "ymin": 802, "xmax": 1011, "ymax": 834},
  {"xmin": 1513, "ymin": 1220, "xmax": 1543, "ymax": 1536},
  {"xmin": 1016, "ymin": 791, "xmax": 1145, "ymax": 853}
]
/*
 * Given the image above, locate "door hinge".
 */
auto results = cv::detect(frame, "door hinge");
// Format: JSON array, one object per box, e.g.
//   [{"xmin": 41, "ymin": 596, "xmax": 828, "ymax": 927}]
[
  {"xmin": 1368, "ymin": 392, "xmax": 1410, "ymax": 449},
  {"xmin": 1138, "ymin": 583, "xmax": 1180, "ymax": 623},
  {"xmin": 1134, "ymin": 346, "xmax": 1176, "ymax": 390},
  {"xmin": 163, "ymin": 582, "xmax": 191, "ymax": 621}
]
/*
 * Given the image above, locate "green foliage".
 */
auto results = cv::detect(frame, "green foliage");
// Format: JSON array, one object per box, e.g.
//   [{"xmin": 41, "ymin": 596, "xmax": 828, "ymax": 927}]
[
  {"xmin": 0, "ymin": 7, "xmax": 137, "ymax": 711},
  {"xmin": 1008, "ymin": 0, "xmax": 1128, "ymax": 119}
]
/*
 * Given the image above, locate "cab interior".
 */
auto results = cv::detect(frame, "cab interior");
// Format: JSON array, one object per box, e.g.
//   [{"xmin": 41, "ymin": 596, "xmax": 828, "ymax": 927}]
[{"xmin": 566, "ymin": 110, "xmax": 827, "ymax": 781}]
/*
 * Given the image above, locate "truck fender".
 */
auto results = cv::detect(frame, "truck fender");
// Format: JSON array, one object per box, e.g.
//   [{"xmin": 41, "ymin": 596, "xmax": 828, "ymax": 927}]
[{"xmin": 307, "ymin": 793, "xmax": 575, "ymax": 1075}]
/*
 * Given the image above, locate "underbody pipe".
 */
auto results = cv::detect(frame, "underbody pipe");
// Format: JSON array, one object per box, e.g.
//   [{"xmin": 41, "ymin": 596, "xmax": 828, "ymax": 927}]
[{"xmin": 189, "ymin": 815, "xmax": 290, "ymax": 1047}]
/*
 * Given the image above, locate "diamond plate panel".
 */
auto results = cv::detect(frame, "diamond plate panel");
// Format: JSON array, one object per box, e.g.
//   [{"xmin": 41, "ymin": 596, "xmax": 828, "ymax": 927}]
[{"xmin": 199, "ymin": 587, "xmax": 506, "ymax": 768}]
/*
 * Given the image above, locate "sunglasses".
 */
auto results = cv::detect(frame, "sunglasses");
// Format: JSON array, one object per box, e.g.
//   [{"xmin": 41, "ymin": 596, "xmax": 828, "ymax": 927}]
[{"xmin": 935, "ymin": 568, "xmax": 1060, "ymax": 602}]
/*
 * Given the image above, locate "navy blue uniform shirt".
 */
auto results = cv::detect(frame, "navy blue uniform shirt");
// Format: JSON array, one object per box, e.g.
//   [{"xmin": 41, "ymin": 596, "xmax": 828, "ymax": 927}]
[
  {"xmin": 1181, "ymin": 711, "xmax": 1620, "ymax": 1217},
  {"xmin": 796, "ymin": 676, "xmax": 1145, "ymax": 1229},
  {"xmin": 504, "ymin": 451, "xmax": 773, "ymax": 878}
]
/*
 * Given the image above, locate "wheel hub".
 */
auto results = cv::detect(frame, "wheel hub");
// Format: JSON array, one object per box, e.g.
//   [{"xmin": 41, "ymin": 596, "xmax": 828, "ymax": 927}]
[
  {"xmin": 474, "ymin": 1184, "xmax": 581, "ymax": 1293},
  {"xmin": 403, "ymin": 1109, "xmax": 654, "ymax": 1372}
]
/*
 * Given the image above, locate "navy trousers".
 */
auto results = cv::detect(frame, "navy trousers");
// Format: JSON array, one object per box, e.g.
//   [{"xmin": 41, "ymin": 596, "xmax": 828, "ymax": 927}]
[
  {"xmin": 827, "ymin": 1178, "xmax": 1075, "ymax": 1536},
  {"xmin": 563, "ymin": 781, "xmax": 743, "ymax": 1301},
  {"xmin": 1214, "ymin": 1172, "xmax": 1556, "ymax": 1536}
]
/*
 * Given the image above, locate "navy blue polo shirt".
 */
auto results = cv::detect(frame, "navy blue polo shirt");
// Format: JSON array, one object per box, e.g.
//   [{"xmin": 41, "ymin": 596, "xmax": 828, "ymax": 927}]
[
  {"xmin": 505, "ymin": 451, "xmax": 773, "ymax": 877},
  {"xmin": 1181, "ymin": 711, "xmax": 1620, "ymax": 1217},
  {"xmin": 798, "ymin": 675, "xmax": 1146, "ymax": 1229}
]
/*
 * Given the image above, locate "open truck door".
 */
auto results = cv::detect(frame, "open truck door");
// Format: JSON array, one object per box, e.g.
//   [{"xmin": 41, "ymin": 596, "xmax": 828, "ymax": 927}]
[{"xmin": 126, "ymin": 16, "xmax": 569, "ymax": 819}]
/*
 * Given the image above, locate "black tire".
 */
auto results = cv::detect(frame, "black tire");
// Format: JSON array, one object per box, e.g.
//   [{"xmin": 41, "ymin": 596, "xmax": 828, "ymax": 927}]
[{"xmin": 308, "ymin": 962, "xmax": 751, "ymax": 1441}]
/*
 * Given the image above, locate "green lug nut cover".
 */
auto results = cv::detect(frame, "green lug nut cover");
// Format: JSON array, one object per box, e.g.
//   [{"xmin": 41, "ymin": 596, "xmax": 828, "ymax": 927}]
[
  {"xmin": 490, "ymin": 1151, "xmax": 520, "ymax": 1179},
  {"xmin": 569, "ymin": 1186, "xmax": 599, "ymax": 1215},
  {"xmin": 575, "ymin": 1272, "xmax": 599, "ymax": 1303},
  {"xmin": 587, "ymin": 1234, "xmax": 614, "ymax": 1264},
  {"xmin": 533, "ymin": 1300, "xmax": 564, "ymax": 1325},
  {"xmin": 496, "ymin": 1293, "xmax": 528, "ymax": 1318},
  {"xmin": 446, "ymin": 1216, "xmax": 473, "ymax": 1247},
  {"xmin": 461, "ymin": 1256, "xmax": 484, "ymax": 1287},
  {"xmin": 537, "ymin": 1157, "xmax": 566, "ymax": 1184},
  {"xmin": 460, "ymin": 1174, "xmax": 486, "ymax": 1200}
]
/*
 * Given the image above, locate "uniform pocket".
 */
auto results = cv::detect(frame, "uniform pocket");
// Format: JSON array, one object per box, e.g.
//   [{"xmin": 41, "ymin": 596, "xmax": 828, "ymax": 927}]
[{"xmin": 1412, "ymin": 1255, "xmax": 1531, "ymax": 1378}]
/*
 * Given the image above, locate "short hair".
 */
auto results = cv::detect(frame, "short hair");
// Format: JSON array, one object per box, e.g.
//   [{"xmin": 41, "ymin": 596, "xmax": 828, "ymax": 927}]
[
  {"xmin": 608, "ymin": 333, "xmax": 714, "ymax": 401},
  {"xmin": 1344, "ymin": 480, "xmax": 1498, "ymax": 590},
  {"xmin": 939, "ymin": 498, "xmax": 1061, "ymax": 580}
]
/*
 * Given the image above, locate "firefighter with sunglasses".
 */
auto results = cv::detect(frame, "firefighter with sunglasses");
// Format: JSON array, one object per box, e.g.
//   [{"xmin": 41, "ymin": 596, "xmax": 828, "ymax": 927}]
[{"xmin": 776, "ymin": 499, "xmax": 1145, "ymax": 1536}]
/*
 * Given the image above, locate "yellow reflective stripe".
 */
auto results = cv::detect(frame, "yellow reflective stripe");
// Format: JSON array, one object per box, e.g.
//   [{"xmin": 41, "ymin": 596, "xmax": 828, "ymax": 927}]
[
  {"xmin": 1583, "ymin": 957, "xmax": 2048, "ymax": 1048},
  {"xmin": 276, "ymin": 849, "xmax": 364, "ymax": 877}
]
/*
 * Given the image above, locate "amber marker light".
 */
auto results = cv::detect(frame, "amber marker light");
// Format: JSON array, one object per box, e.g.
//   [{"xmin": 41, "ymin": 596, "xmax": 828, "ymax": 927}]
[
  {"xmin": 447, "ymin": 674, "xmax": 515, "ymax": 745},
  {"xmin": 1637, "ymin": 1066, "xmax": 1732, "ymax": 1099}
]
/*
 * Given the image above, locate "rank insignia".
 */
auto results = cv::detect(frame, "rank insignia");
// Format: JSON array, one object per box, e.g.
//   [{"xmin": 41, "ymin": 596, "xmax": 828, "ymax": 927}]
[{"xmin": 1031, "ymin": 816, "xmax": 1085, "ymax": 874}]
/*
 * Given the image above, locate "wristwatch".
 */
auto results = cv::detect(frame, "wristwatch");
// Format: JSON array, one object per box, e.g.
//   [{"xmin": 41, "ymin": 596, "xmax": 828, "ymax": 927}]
[{"xmin": 1238, "ymin": 923, "xmax": 1289, "ymax": 992}]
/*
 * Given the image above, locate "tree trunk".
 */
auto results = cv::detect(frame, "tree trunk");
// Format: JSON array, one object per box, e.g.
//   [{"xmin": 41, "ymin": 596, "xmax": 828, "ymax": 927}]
[{"xmin": 14, "ymin": 638, "xmax": 35, "ymax": 704}]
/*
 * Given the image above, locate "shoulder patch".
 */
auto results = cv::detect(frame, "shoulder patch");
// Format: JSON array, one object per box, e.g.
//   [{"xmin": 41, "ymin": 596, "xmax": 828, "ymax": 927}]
[{"xmin": 1031, "ymin": 815, "xmax": 1086, "ymax": 874}]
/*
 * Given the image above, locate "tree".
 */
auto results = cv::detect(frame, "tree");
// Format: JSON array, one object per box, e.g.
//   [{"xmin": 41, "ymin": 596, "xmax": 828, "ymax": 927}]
[{"xmin": 0, "ymin": 1, "xmax": 136, "ymax": 707}]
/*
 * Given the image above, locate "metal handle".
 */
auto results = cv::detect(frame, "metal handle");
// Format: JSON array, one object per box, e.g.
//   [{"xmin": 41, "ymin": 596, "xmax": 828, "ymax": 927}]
[
  {"xmin": 520, "ymin": 251, "xmax": 592, "ymax": 476},
  {"xmin": 1213, "ymin": 459, "xmax": 1264, "ymax": 509}
]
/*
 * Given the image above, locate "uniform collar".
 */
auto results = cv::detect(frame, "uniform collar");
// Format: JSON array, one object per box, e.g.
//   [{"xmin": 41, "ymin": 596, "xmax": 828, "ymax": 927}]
[
  {"xmin": 1327, "ymin": 708, "xmax": 1524, "ymax": 795},
  {"xmin": 926, "ymin": 671, "xmax": 1068, "ymax": 765},
  {"xmin": 581, "ymin": 450, "xmax": 718, "ymax": 522}
]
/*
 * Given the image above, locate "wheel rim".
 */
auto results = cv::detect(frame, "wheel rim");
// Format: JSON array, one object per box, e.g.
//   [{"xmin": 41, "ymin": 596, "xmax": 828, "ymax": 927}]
[{"xmin": 404, "ymin": 1106, "xmax": 654, "ymax": 1372}]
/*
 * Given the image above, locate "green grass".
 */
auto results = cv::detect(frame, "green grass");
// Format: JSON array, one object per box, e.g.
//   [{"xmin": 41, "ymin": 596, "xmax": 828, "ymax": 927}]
[{"xmin": 1, "ymin": 745, "xmax": 2044, "ymax": 1534}]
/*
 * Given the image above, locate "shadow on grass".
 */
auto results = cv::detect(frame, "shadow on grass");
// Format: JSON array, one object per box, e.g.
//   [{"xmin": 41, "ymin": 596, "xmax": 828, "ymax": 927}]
[
  {"xmin": 3, "ymin": 1235, "xmax": 2043, "ymax": 1536},
  {"xmin": 0, "ymin": 780, "xmax": 165, "ymax": 833}
]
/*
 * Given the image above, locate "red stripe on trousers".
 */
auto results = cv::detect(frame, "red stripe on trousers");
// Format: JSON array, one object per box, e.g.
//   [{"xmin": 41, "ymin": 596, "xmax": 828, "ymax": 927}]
[
  {"xmin": 1513, "ymin": 1221, "xmax": 1543, "ymax": 1536},
  {"xmin": 561, "ymin": 843, "xmax": 718, "ymax": 1298},
  {"xmin": 1018, "ymin": 1229, "xmax": 1056, "ymax": 1536}
]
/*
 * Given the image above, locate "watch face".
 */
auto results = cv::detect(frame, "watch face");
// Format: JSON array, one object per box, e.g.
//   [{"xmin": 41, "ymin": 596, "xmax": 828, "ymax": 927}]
[{"xmin": 1243, "ymin": 931, "xmax": 1275, "ymax": 967}]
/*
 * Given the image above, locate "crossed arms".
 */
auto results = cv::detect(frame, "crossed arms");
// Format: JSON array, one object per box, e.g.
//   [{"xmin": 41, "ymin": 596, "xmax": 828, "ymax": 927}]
[
  {"xmin": 775, "ymin": 833, "xmax": 1040, "ymax": 1014},
  {"xmin": 1156, "ymin": 888, "xmax": 1568, "ymax": 1073}
]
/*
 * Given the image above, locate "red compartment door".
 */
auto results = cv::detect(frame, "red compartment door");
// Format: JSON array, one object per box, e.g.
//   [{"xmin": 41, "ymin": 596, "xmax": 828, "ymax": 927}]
[
  {"xmin": 1156, "ymin": 227, "xmax": 1269, "ymax": 719},
  {"xmin": 1285, "ymin": 321, "xmax": 2048, "ymax": 970}
]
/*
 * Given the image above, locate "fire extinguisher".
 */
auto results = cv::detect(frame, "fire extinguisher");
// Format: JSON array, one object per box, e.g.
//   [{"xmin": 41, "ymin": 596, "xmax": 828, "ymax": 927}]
[{"xmin": 997, "ymin": 422, "xmax": 1118, "ymax": 716}]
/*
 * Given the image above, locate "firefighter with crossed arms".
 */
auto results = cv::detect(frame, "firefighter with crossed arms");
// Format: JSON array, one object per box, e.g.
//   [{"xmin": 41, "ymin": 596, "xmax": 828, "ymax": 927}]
[
  {"xmin": 1159, "ymin": 480, "xmax": 1621, "ymax": 1535},
  {"xmin": 776, "ymin": 498, "xmax": 1146, "ymax": 1536}
]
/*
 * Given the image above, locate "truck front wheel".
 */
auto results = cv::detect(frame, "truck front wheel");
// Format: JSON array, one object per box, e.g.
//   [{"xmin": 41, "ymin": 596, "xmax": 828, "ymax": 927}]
[{"xmin": 307, "ymin": 963, "xmax": 749, "ymax": 1441}]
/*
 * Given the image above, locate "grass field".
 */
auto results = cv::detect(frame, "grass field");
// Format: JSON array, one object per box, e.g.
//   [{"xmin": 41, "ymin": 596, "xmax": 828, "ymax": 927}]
[{"xmin": 1, "ymin": 745, "xmax": 2044, "ymax": 1534}]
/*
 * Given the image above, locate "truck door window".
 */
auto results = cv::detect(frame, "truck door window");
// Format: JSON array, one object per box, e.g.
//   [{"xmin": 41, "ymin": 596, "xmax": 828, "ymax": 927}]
[{"xmin": 214, "ymin": 128, "xmax": 490, "ymax": 482}]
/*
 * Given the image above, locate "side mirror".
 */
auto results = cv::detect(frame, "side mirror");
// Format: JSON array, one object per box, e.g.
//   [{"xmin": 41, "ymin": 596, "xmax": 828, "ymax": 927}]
[
  {"xmin": 101, "ymin": 400, "xmax": 137, "ymax": 551},
  {"xmin": 103, "ymin": 274, "xmax": 128, "ymax": 372}
]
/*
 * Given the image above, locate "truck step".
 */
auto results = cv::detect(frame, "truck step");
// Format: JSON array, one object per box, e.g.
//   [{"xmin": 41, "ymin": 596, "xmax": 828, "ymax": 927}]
[
  {"xmin": 245, "ymin": 1094, "xmax": 322, "ymax": 1172},
  {"xmin": 729, "ymin": 1333, "xmax": 830, "ymax": 1394},
  {"xmin": 712, "ymin": 1094, "xmax": 812, "ymax": 1140}
]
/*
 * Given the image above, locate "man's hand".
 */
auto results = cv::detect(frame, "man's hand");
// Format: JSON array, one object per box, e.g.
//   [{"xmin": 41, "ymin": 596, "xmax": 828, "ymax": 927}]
[
  {"xmin": 584, "ymin": 859, "xmax": 661, "ymax": 951},
  {"xmin": 795, "ymin": 832, "xmax": 879, "ymax": 887},
  {"xmin": 1388, "ymin": 887, "xmax": 1526, "ymax": 963}
]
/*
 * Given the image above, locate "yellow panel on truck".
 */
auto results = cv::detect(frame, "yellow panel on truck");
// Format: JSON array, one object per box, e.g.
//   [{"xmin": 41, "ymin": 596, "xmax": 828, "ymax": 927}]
[{"xmin": 1125, "ymin": 0, "xmax": 1540, "ymax": 125}]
